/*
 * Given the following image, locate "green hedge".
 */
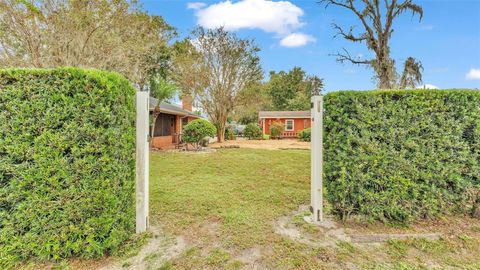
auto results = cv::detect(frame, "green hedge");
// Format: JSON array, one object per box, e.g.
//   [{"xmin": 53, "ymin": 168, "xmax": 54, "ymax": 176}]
[
  {"xmin": 244, "ymin": 123, "xmax": 262, "ymax": 140},
  {"xmin": 298, "ymin": 128, "xmax": 311, "ymax": 142},
  {"xmin": 324, "ymin": 90, "xmax": 480, "ymax": 223},
  {"xmin": 0, "ymin": 68, "xmax": 136, "ymax": 267}
]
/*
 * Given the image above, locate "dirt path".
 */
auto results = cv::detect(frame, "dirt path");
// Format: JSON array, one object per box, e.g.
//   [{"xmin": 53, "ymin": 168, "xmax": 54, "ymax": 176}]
[
  {"xmin": 99, "ymin": 226, "xmax": 187, "ymax": 270},
  {"xmin": 211, "ymin": 138, "xmax": 310, "ymax": 150}
]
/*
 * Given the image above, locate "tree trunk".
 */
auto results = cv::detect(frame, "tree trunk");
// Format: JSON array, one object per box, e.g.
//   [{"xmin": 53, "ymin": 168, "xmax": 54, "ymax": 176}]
[
  {"xmin": 150, "ymin": 111, "xmax": 159, "ymax": 148},
  {"xmin": 217, "ymin": 125, "xmax": 225, "ymax": 143}
]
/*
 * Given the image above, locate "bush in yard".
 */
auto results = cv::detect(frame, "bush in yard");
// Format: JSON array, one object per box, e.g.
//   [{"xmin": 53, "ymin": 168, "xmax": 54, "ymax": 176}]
[
  {"xmin": 183, "ymin": 119, "xmax": 216, "ymax": 150},
  {"xmin": 0, "ymin": 68, "xmax": 136, "ymax": 268},
  {"xmin": 244, "ymin": 123, "xmax": 262, "ymax": 140},
  {"xmin": 263, "ymin": 134, "xmax": 270, "ymax": 140},
  {"xmin": 224, "ymin": 126, "xmax": 235, "ymax": 140},
  {"xmin": 298, "ymin": 128, "xmax": 311, "ymax": 142},
  {"xmin": 269, "ymin": 121, "xmax": 285, "ymax": 139},
  {"xmin": 324, "ymin": 90, "xmax": 480, "ymax": 223}
]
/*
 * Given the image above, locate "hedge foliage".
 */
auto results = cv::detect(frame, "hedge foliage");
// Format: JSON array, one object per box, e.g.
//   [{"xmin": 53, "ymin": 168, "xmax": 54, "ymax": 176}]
[
  {"xmin": 324, "ymin": 90, "xmax": 480, "ymax": 223},
  {"xmin": 244, "ymin": 123, "xmax": 262, "ymax": 140},
  {"xmin": 183, "ymin": 119, "xmax": 216, "ymax": 150},
  {"xmin": 0, "ymin": 68, "xmax": 136, "ymax": 267},
  {"xmin": 298, "ymin": 128, "xmax": 311, "ymax": 142}
]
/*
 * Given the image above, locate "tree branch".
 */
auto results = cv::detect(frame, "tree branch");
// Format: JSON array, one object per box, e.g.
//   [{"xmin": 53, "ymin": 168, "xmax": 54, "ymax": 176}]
[
  {"xmin": 331, "ymin": 48, "xmax": 374, "ymax": 65},
  {"xmin": 320, "ymin": 0, "xmax": 378, "ymax": 50},
  {"xmin": 332, "ymin": 23, "xmax": 368, "ymax": 42}
]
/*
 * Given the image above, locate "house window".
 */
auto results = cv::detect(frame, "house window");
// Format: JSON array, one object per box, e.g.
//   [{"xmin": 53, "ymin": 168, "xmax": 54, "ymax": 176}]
[
  {"xmin": 303, "ymin": 119, "xmax": 307, "ymax": 129},
  {"xmin": 285, "ymin": 119, "xmax": 294, "ymax": 131}
]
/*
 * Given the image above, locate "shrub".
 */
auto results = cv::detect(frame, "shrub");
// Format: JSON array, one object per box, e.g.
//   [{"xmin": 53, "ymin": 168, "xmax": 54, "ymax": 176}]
[
  {"xmin": 0, "ymin": 68, "xmax": 136, "ymax": 267},
  {"xmin": 269, "ymin": 121, "xmax": 285, "ymax": 139},
  {"xmin": 324, "ymin": 90, "xmax": 480, "ymax": 223},
  {"xmin": 224, "ymin": 126, "xmax": 236, "ymax": 140},
  {"xmin": 298, "ymin": 128, "xmax": 311, "ymax": 142},
  {"xmin": 262, "ymin": 134, "xmax": 270, "ymax": 140},
  {"xmin": 183, "ymin": 119, "xmax": 216, "ymax": 150},
  {"xmin": 244, "ymin": 123, "xmax": 262, "ymax": 140}
]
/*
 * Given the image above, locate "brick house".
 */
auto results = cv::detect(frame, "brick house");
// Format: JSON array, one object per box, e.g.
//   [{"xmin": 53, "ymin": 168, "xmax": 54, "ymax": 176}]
[
  {"xmin": 258, "ymin": 111, "xmax": 311, "ymax": 138},
  {"xmin": 150, "ymin": 96, "xmax": 199, "ymax": 149}
]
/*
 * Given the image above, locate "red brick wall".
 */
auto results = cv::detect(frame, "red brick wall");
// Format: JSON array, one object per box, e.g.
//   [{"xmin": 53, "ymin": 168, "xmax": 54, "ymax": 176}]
[
  {"xmin": 261, "ymin": 118, "xmax": 310, "ymax": 135},
  {"xmin": 152, "ymin": 135, "xmax": 172, "ymax": 148}
]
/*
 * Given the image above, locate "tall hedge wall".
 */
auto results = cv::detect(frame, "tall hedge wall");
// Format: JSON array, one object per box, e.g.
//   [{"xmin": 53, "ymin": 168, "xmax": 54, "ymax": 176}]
[
  {"xmin": 0, "ymin": 68, "xmax": 136, "ymax": 267},
  {"xmin": 324, "ymin": 90, "xmax": 480, "ymax": 223}
]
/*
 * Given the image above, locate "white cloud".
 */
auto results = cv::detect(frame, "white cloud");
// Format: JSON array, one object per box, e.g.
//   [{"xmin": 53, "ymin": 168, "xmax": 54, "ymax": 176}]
[
  {"xmin": 187, "ymin": 2, "xmax": 207, "ymax": 10},
  {"xmin": 192, "ymin": 0, "xmax": 314, "ymax": 47},
  {"xmin": 416, "ymin": 84, "xmax": 439, "ymax": 89},
  {"xmin": 466, "ymin": 68, "xmax": 480, "ymax": 80},
  {"xmin": 194, "ymin": 0, "xmax": 304, "ymax": 35},
  {"xmin": 279, "ymin": 33, "xmax": 315, "ymax": 47}
]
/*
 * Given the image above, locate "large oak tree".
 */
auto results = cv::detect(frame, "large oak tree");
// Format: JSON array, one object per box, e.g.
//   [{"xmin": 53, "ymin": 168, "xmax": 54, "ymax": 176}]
[{"xmin": 321, "ymin": 0, "xmax": 424, "ymax": 89}]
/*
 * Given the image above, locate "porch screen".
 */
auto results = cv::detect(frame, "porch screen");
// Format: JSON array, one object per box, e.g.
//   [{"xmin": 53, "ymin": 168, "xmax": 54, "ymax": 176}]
[{"xmin": 154, "ymin": 113, "xmax": 175, "ymax": 136}]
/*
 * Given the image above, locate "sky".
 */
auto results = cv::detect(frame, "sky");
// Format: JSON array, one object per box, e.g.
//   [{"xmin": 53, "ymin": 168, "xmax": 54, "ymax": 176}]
[{"xmin": 141, "ymin": 0, "xmax": 480, "ymax": 93}]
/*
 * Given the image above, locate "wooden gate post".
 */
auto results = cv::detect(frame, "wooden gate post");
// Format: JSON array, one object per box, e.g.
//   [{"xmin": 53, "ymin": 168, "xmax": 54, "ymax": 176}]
[
  {"xmin": 136, "ymin": 91, "xmax": 149, "ymax": 233},
  {"xmin": 311, "ymin": 95, "xmax": 323, "ymax": 222}
]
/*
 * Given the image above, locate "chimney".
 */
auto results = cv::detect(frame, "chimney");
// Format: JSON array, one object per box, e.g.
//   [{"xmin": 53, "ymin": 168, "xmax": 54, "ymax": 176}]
[{"xmin": 182, "ymin": 95, "xmax": 193, "ymax": 112}]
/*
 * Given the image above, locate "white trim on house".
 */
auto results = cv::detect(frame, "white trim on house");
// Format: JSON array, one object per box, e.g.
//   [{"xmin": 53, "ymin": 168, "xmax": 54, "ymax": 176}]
[
  {"xmin": 259, "ymin": 111, "xmax": 310, "ymax": 119},
  {"xmin": 285, "ymin": 119, "xmax": 294, "ymax": 131}
]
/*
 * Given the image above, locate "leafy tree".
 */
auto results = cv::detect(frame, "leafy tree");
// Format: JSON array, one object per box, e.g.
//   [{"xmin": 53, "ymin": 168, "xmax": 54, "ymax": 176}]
[
  {"xmin": 182, "ymin": 119, "xmax": 216, "ymax": 150},
  {"xmin": 266, "ymin": 67, "xmax": 324, "ymax": 111},
  {"xmin": 172, "ymin": 27, "xmax": 263, "ymax": 142},
  {"xmin": 234, "ymin": 82, "xmax": 271, "ymax": 124},
  {"xmin": 0, "ymin": 0, "xmax": 175, "ymax": 89},
  {"xmin": 320, "ymin": 0, "xmax": 424, "ymax": 89}
]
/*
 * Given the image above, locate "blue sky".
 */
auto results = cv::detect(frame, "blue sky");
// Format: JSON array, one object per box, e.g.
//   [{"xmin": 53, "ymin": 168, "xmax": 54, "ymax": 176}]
[{"xmin": 141, "ymin": 0, "xmax": 480, "ymax": 92}]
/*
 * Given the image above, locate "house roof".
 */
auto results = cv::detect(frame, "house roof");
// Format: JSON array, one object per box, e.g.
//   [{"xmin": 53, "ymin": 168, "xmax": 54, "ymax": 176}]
[
  {"xmin": 259, "ymin": 111, "xmax": 311, "ymax": 119},
  {"xmin": 149, "ymin": 97, "xmax": 199, "ymax": 118}
]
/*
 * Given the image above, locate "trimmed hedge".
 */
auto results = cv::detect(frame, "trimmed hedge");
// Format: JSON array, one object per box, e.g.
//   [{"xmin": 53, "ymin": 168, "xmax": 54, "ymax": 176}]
[
  {"xmin": 298, "ymin": 128, "xmax": 311, "ymax": 142},
  {"xmin": 324, "ymin": 90, "xmax": 480, "ymax": 223},
  {"xmin": 183, "ymin": 119, "xmax": 216, "ymax": 150},
  {"xmin": 244, "ymin": 123, "xmax": 262, "ymax": 140},
  {"xmin": 0, "ymin": 68, "xmax": 136, "ymax": 267}
]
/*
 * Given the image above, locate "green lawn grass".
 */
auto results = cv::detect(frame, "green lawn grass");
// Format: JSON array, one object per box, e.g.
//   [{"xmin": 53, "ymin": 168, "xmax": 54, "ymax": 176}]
[{"xmin": 149, "ymin": 149, "xmax": 480, "ymax": 270}]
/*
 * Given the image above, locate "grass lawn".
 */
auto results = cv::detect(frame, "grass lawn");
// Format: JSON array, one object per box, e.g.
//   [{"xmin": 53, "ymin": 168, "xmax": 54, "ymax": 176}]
[{"xmin": 146, "ymin": 148, "xmax": 480, "ymax": 270}]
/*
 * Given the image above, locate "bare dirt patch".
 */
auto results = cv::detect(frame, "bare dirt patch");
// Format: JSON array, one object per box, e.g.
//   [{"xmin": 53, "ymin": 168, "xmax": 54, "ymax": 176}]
[
  {"xmin": 274, "ymin": 205, "xmax": 450, "ymax": 246},
  {"xmin": 211, "ymin": 138, "xmax": 310, "ymax": 150},
  {"xmin": 99, "ymin": 226, "xmax": 186, "ymax": 270}
]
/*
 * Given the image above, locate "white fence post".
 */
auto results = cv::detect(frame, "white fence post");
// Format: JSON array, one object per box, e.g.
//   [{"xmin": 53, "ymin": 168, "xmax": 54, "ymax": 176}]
[
  {"xmin": 136, "ymin": 91, "xmax": 149, "ymax": 233},
  {"xmin": 311, "ymin": 95, "xmax": 323, "ymax": 222}
]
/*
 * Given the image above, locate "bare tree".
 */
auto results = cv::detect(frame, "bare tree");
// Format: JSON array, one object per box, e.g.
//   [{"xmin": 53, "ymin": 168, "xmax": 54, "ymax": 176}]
[
  {"xmin": 0, "ymin": 0, "xmax": 174, "ymax": 88},
  {"xmin": 320, "ymin": 0, "xmax": 424, "ymax": 89},
  {"xmin": 172, "ymin": 27, "xmax": 263, "ymax": 142}
]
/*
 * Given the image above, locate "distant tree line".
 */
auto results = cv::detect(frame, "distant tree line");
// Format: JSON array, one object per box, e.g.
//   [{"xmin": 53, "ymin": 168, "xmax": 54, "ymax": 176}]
[{"xmin": 233, "ymin": 67, "xmax": 324, "ymax": 125}]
